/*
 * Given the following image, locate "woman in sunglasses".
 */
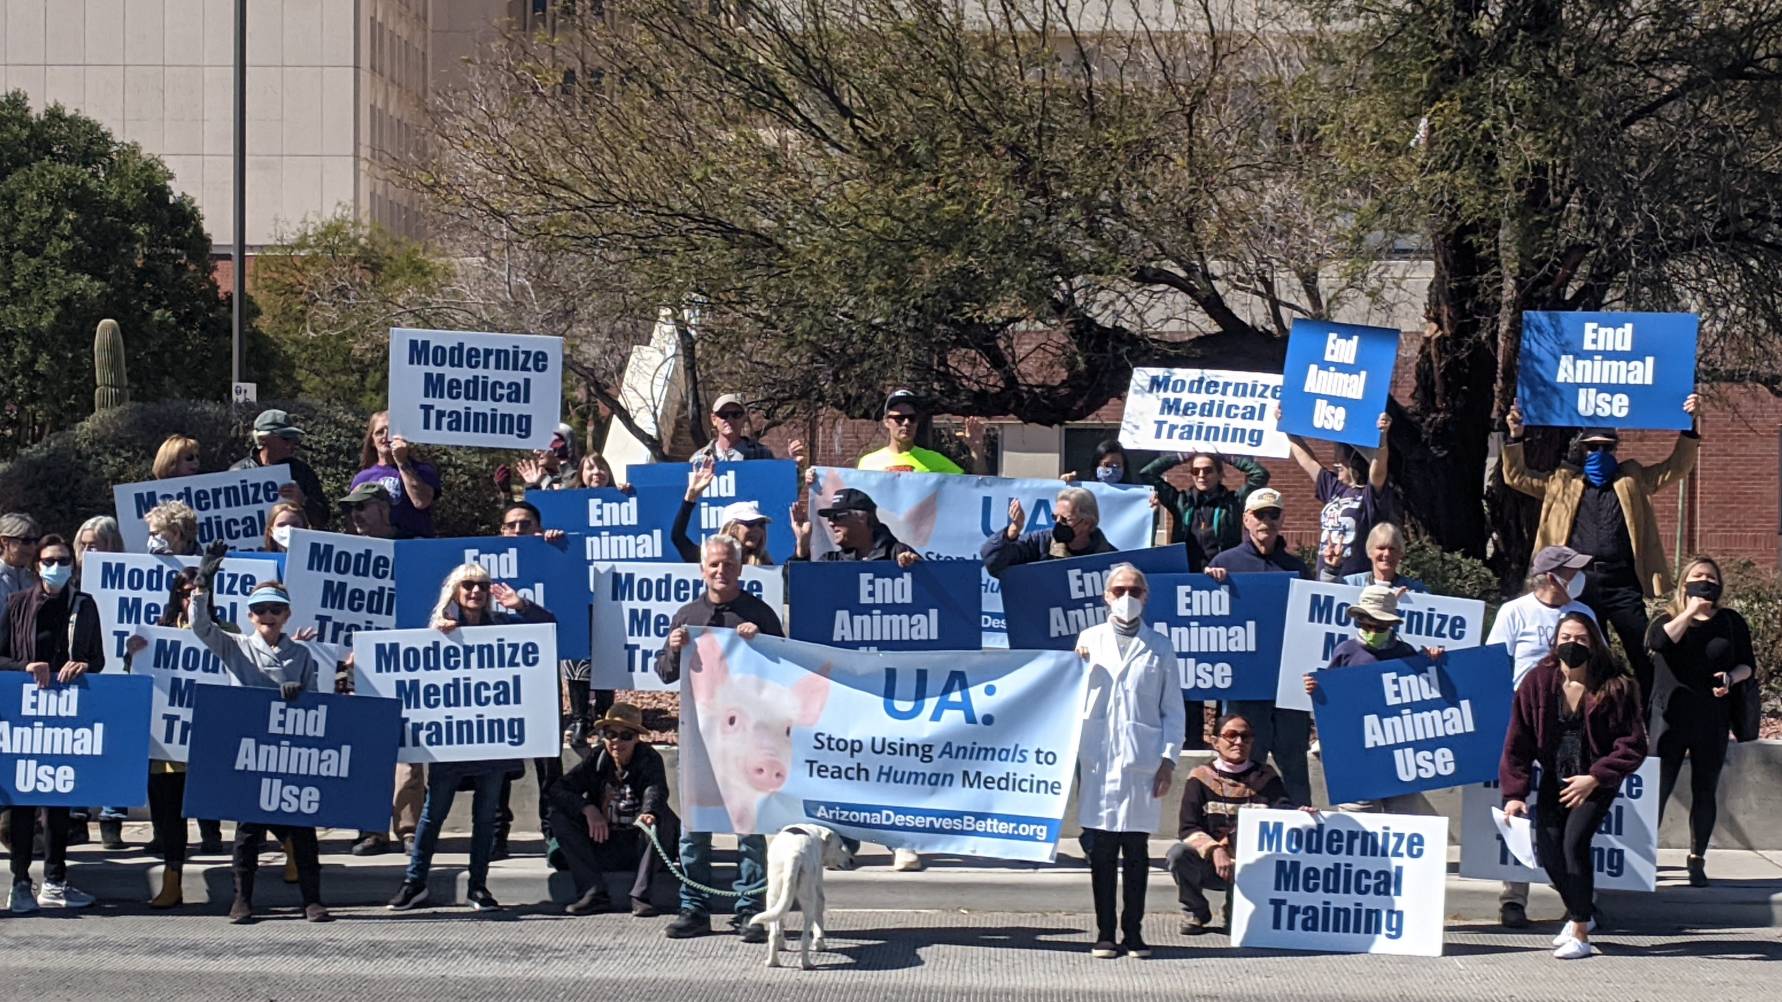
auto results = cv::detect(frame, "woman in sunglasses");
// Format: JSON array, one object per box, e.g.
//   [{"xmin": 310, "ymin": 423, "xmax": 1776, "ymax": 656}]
[{"xmin": 544, "ymin": 703, "xmax": 678, "ymax": 916}]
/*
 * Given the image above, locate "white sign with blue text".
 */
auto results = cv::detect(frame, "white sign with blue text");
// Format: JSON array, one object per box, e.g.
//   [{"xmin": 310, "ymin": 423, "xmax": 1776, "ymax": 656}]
[
  {"xmin": 1457, "ymin": 756, "xmax": 1659, "ymax": 892},
  {"xmin": 1274, "ymin": 580, "xmax": 1485, "ymax": 713},
  {"xmin": 1516, "ymin": 312, "xmax": 1698, "ymax": 431},
  {"xmin": 1118, "ymin": 367, "xmax": 1289, "ymax": 457},
  {"xmin": 351, "ymin": 624, "xmax": 560, "ymax": 763},
  {"xmin": 588, "ymin": 562, "xmax": 784, "ymax": 692},
  {"xmin": 129, "ymin": 625, "xmax": 231, "ymax": 762},
  {"xmin": 1276, "ymin": 319, "xmax": 1401, "ymax": 448},
  {"xmin": 283, "ymin": 529, "xmax": 398, "ymax": 647},
  {"xmin": 86, "ymin": 552, "xmax": 283, "ymax": 663},
  {"xmin": 113, "ymin": 465, "xmax": 291, "ymax": 551},
  {"xmin": 386, "ymin": 327, "xmax": 564, "ymax": 449}
]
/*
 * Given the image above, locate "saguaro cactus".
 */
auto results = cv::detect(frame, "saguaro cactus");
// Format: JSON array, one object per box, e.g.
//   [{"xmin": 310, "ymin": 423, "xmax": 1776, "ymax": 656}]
[{"xmin": 94, "ymin": 318, "xmax": 129, "ymax": 412}]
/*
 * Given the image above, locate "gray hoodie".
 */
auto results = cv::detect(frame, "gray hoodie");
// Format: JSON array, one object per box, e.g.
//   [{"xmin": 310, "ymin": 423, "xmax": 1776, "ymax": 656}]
[{"xmin": 191, "ymin": 590, "xmax": 322, "ymax": 693}]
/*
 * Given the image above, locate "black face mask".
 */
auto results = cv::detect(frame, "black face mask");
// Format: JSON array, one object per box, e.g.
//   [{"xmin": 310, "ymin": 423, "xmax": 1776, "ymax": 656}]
[
  {"xmin": 1051, "ymin": 522, "xmax": 1075, "ymax": 545},
  {"xmin": 1556, "ymin": 642, "xmax": 1592, "ymax": 669},
  {"xmin": 1685, "ymin": 580, "xmax": 1723, "ymax": 603}
]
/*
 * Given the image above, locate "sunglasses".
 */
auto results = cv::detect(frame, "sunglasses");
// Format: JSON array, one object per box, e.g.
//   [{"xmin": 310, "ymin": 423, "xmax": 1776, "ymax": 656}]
[
  {"xmin": 885, "ymin": 412, "xmax": 918, "ymax": 424},
  {"xmin": 38, "ymin": 556, "xmax": 71, "ymax": 567},
  {"xmin": 1250, "ymin": 508, "xmax": 1283, "ymax": 520},
  {"xmin": 459, "ymin": 581, "xmax": 491, "ymax": 592},
  {"xmin": 249, "ymin": 604, "xmax": 287, "ymax": 616},
  {"xmin": 1190, "ymin": 465, "xmax": 1219, "ymax": 476},
  {"xmin": 716, "ymin": 409, "xmax": 746, "ymax": 420},
  {"xmin": 1219, "ymin": 730, "xmax": 1255, "ymax": 741},
  {"xmin": 599, "ymin": 730, "xmax": 639, "ymax": 742},
  {"xmin": 1583, "ymin": 443, "xmax": 1617, "ymax": 453}
]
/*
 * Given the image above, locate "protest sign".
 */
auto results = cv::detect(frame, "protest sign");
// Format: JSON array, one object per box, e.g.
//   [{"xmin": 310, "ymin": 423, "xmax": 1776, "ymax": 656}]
[
  {"xmin": 127, "ymin": 625, "xmax": 231, "ymax": 762},
  {"xmin": 351, "ymin": 624, "xmax": 559, "ymax": 763},
  {"xmin": 529, "ymin": 487, "xmax": 673, "ymax": 562},
  {"xmin": 678, "ymin": 629, "xmax": 1085, "ymax": 860},
  {"xmin": 1000, "ymin": 547, "xmax": 1192, "ymax": 651},
  {"xmin": 1144, "ymin": 572, "xmax": 1292, "ymax": 700},
  {"xmin": 1274, "ymin": 580, "xmax": 1485, "ymax": 712},
  {"xmin": 805, "ymin": 468, "xmax": 1155, "ymax": 646},
  {"xmin": 183, "ymin": 686, "xmax": 399, "ymax": 830},
  {"xmin": 1232, "ymin": 808, "xmax": 1448, "ymax": 957},
  {"xmin": 1516, "ymin": 312, "xmax": 1699, "ymax": 431},
  {"xmin": 1309, "ymin": 647, "xmax": 1513, "ymax": 804},
  {"xmin": 392, "ymin": 535, "xmax": 592, "ymax": 660},
  {"xmin": 1118, "ymin": 367, "xmax": 1289, "ymax": 457},
  {"xmin": 113, "ymin": 466, "xmax": 290, "ymax": 551},
  {"xmin": 386, "ymin": 327, "xmax": 564, "ymax": 449},
  {"xmin": 588, "ymin": 562, "xmax": 784, "ymax": 692},
  {"xmin": 0, "ymin": 674, "xmax": 152, "ymax": 808},
  {"xmin": 283, "ymin": 529, "xmax": 397, "ymax": 647},
  {"xmin": 1458, "ymin": 756, "xmax": 1659, "ymax": 892},
  {"xmin": 86, "ymin": 551, "xmax": 282, "ymax": 663},
  {"xmin": 623, "ymin": 460, "xmax": 799, "ymax": 565},
  {"xmin": 1277, "ymin": 319, "xmax": 1401, "ymax": 448},
  {"xmin": 788, "ymin": 560, "xmax": 982, "ymax": 651}
]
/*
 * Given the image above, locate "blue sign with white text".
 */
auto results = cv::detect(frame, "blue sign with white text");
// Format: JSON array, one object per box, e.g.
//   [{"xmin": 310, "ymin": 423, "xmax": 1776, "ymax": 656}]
[
  {"xmin": 183, "ymin": 686, "xmax": 400, "ymax": 831},
  {"xmin": 1144, "ymin": 572, "xmax": 1293, "ymax": 700},
  {"xmin": 1310, "ymin": 646, "xmax": 1514, "ymax": 804},
  {"xmin": 788, "ymin": 560, "xmax": 983, "ymax": 651},
  {"xmin": 530, "ymin": 487, "xmax": 673, "ymax": 563},
  {"xmin": 1277, "ymin": 318, "xmax": 1401, "ymax": 448},
  {"xmin": 0, "ymin": 674, "xmax": 152, "ymax": 808},
  {"xmin": 393, "ymin": 535, "xmax": 592, "ymax": 659},
  {"xmin": 623, "ymin": 460, "xmax": 799, "ymax": 566},
  {"xmin": 1516, "ymin": 312, "xmax": 1698, "ymax": 430},
  {"xmin": 1001, "ymin": 546, "xmax": 1192, "ymax": 651}
]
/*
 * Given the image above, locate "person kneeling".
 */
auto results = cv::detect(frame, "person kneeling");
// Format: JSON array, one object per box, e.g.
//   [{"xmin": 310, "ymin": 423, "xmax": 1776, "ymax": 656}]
[{"xmin": 545, "ymin": 704, "xmax": 679, "ymax": 916}]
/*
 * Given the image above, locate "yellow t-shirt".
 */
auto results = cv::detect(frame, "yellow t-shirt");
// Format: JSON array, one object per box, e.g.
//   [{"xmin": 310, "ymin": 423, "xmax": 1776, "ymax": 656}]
[{"xmin": 856, "ymin": 446, "xmax": 964, "ymax": 474}]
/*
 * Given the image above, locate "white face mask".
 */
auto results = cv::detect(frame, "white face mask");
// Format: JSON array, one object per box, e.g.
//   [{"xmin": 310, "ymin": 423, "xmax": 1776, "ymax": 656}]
[
  {"xmin": 1109, "ymin": 594, "xmax": 1144, "ymax": 623},
  {"xmin": 1559, "ymin": 572, "xmax": 1585, "ymax": 600},
  {"xmin": 271, "ymin": 524, "xmax": 294, "ymax": 549}
]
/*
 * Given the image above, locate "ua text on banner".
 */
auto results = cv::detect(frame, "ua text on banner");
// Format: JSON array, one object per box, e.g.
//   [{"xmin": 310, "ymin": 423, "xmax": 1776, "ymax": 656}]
[
  {"xmin": 1144, "ymin": 572, "xmax": 1291, "ymax": 700},
  {"xmin": 1275, "ymin": 579, "xmax": 1485, "ymax": 712},
  {"xmin": 1118, "ymin": 367, "xmax": 1289, "ymax": 457}
]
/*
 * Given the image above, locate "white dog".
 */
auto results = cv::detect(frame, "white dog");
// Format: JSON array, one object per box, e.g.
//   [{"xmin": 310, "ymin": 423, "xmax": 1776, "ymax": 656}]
[{"xmin": 750, "ymin": 824, "xmax": 852, "ymax": 969}]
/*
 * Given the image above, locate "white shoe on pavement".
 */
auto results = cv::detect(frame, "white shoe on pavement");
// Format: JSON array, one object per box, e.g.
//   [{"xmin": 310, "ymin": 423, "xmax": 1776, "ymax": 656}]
[
  {"xmin": 1552, "ymin": 938, "xmax": 1594, "ymax": 960},
  {"xmin": 892, "ymin": 849, "xmax": 926, "ymax": 872},
  {"xmin": 40, "ymin": 880, "xmax": 95, "ymax": 909},
  {"xmin": 1551, "ymin": 918, "xmax": 1596, "ymax": 947},
  {"xmin": 9, "ymin": 879, "xmax": 38, "ymax": 915}
]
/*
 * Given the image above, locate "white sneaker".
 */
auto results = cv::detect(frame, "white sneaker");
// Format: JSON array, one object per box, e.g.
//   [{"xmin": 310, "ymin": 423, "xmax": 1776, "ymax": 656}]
[
  {"xmin": 1551, "ymin": 918, "xmax": 1597, "ymax": 947},
  {"xmin": 1553, "ymin": 938, "xmax": 1594, "ymax": 960},
  {"xmin": 8, "ymin": 879, "xmax": 38, "ymax": 915},
  {"xmin": 892, "ymin": 848, "xmax": 926, "ymax": 872},
  {"xmin": 40, "ymin": 880, "xmax": 95, "ymax": 909}
]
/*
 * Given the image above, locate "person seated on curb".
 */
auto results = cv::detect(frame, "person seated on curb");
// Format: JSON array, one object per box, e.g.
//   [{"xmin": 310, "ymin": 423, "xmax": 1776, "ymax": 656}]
[
  {"xmin": 545, "ymin": 704, "xmax": 679, "ymax": 917},
  {"xmin": 1165, "ymin": 713, "xmax": 1302, "ymax": 935},
  {"xmin": 980, "ymin": 486, "xmax": 1117, "ymax": 578}
]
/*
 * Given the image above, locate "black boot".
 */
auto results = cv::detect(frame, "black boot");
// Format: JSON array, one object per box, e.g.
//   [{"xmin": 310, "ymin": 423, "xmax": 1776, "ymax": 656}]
[{"xmin": 99, "ymin": 819, "xmax": 127, "ymax": 850}]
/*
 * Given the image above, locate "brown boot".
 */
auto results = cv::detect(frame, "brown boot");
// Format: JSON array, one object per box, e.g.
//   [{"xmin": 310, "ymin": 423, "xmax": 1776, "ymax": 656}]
[{"xmin": 148, "ymin": 867, "xmax": 183, "ymax": 909}]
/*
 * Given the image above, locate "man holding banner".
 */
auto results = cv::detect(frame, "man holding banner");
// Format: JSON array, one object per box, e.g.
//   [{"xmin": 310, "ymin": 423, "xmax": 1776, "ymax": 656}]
[
  {"xmin": 794, "ymin": 488, "xmax": 921, "ymax": 568},
  {"xmin": 981, "ymin": 486, "xmax": 1117, "ymax": 577}
]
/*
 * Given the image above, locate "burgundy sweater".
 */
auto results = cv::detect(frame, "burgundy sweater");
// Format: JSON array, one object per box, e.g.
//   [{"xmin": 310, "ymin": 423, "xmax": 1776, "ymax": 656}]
[{"xmin": 1499, "ymin": 659, "xmax": 1647, "ymax": 801}]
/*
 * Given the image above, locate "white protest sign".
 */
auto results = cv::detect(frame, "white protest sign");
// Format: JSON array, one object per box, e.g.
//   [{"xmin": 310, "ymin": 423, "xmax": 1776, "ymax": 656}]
[
  {"xmin": 128, "ymin": 625, "xmax": 231, "ymax": 762},
  {"xmin": 1232, "ymin": 808, "xmax": 1448, "ymax": 957},
  {"xmin": 589, "ymin": 561, "xmax": 784, "ymax": 692},
  {"xmin": 352, "ymin": 624, "xmax": 559, "ymax": 763},
  {"xmin": 387, "ymin": 327, "xmax": 563, "ymax": 449},
  {"xmin": 113, "ymin": 465, "xmax": 290, "ymax": 551},
  {"xmin": 1458, "ymin": 757, "xmax": 1658, "ymax": 892},
  {"xmin": 87, "ymin": 552, "xmax": 282, "ymax": 664},
  {"xmin": 1275, "ymin": 580, "xmax": 1486, "ymax": 712},
  {"xmin": 283, "ymin": 529, "xmax": 398, "ymax": 646},
  {"xmin": 1119, "ymin": 367, "xmax": 1289, "ymax": 457}
]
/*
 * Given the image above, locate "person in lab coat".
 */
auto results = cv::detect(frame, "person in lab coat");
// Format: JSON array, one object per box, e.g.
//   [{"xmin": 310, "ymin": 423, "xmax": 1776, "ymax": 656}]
[{"xmin": 1073, "ymin": 564, "xmax": 1185, "ymax": 960}]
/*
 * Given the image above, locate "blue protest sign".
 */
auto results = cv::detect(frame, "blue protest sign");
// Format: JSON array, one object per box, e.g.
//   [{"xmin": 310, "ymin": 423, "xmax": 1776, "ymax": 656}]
[
  {"xmin": 392, "ymin": 535, "xmax": 592, "ymax": 659},
  {"xmin": 788, "ymin": 560, "xmax": 982, "ymax": 651},
  {"xmin": 624, "ymin": 460, "xmax": 799, "ymax": 566},
  {"xmin": 530, "ymin": 487, "xmax": 673, "ymax": 562},
  {"xmin": 1144, "ymin": 572, "xmax": 1292, "ymax": 700},
  {"xmin": 1277, "ymin": 319, "xmax": 1401, "ymax": 448},
  {"xmin": 1310, "ymin": 646, "xmax": 1514, "ymax": 804},
  {"xmin": 1000, "ymin": 546, "xmax": 1192, "ymax": 651},
  {"xmin": 0, "ymin": 674, "xmax": 152, "ymax": 808},
  {"xmin": 1516, "ymin": 312, "xmax": 1698, "ymax": 430},
  {"xmin": 183, "ymin": 686, "xmax": 400, "ymax": 830}
]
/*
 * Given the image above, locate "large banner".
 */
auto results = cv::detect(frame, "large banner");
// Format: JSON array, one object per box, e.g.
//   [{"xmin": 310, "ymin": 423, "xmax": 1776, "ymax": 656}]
[
  {"xmin": 1274, "ymin": 580, "xmax": 1486, "ymax": 712},
  {"xmin": 1277, "ymin": 319, "xmax": 1400, "ymax": 448},
  {"xmin": 113, "ymin": 466, "xmax": 291, "ymax": 551},
  {"xmin": 87, "ymin": 551, "xmax": 283, "ymax": 662},
  {"xmin": 351, "ymin": 624, "xmax": 559, "ymax": 763},
  {"xmin": 788, "ymin": 560, "xmax": 982, "ymax": 651},
  {"xmin": 392, "ymin": 535, "xmax": 592, "ymax": 660},
  {"xmin": 1309, "ymin": 647, "xmax": 1513, "ymax": 804},
  {"xmin": 183, "ymin": 687, "xmax": 399, "ymax": 830},
  {"xmin": 283, "ymin": 529, "xmax": 398, "ymax": 647},
  {"xmin": 805, "ymin": 468, "xmax": 1156, "ymax": 646},
  {"xmin": 530, "ymin": 486, "xmax": 673, "ymax": 562},
  {"xmin": 0, "ymin": 674, "xmax": 152, "ymax": 808},
  {"xmin": 623, "ymin": 460, "xmax": 799, "ymax": 566},
  {"xmin": 999, "ymin": 547, "xmax": 1192, "ymax": 651},
  {"xmin": 588, "ymin": 562, "xmax": 784, "ymax": 692},
  {"xmin": 1458, "ymin": 757, "xmax": 1659, "ymax": 892},
  {"xmin": 1232, "ymin": 808, "xmax": 1448, "ymax": 957},
  {"xmin": 1144, "ymin": 572, "xmax": 1293, "ymax": 700},
  {"xmin": 678, "ymin": 629, "xmax": 1085, "ymax": 860},
  {"xmin": 1516, "ymin": 312, "xmax": 1698, "ymax": 431},
  {"xmin": 386, "ymin": 327, "xmax": 564, "ymax": 449},
  {"xmin": 1118, "ymin": 367, "xmax": 1289, "ymax": 457},
  {"xmin": 129, "ymin": 625, "xmax": 230, "ymax": 762}
]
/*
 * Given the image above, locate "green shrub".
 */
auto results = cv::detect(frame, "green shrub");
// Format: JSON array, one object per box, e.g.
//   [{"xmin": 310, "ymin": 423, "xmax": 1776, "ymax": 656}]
[
  {"xmin": 1402, "ymin": 536, "xmax": 1502, "ymax": 609},
  {"xmin": 1716, "ymin": 560, "xmax": 1782, "ymax": 718}
]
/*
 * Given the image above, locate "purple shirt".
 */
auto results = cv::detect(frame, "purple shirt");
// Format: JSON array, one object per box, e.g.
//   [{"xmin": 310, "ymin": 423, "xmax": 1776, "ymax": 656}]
[
  {"xmin": 351, "ymin": 463, "xmax": 443, "ymax": 538},
  {"xmin": 1316, "ymin": 470, "xmax": 1385, "ymax": 578}
]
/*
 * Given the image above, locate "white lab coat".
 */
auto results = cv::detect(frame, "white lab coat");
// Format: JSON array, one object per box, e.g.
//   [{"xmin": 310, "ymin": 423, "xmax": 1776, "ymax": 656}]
[{"xmin": 1074, "ymin": 620, "xmax": 1185, "ymax": 834}]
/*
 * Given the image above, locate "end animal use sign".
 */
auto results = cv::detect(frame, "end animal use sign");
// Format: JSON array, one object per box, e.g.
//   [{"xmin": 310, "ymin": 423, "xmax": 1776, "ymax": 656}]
[
  {"xmin": 0, "ymin": 674, "xmax": 153, "ymax": 808},
  {"xmin": 1515, "ymin": 312, "xmax": 1698, "ymax": 430},
  {"xmin": 386, "ymin": 328, "xmax": 564, "ymax": 449},
  {"xmin": 1276, "ymin": 319, "xmax": 1401, "ymax": 449}
]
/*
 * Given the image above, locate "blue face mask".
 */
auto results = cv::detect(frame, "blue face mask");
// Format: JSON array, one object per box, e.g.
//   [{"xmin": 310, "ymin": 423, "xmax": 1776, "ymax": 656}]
[
  {"xmin": 39, "ymin": 563, "xmax": 72, "ymax": 590},
  {"xmin": 1094, "ymin": 465, "xmax": 1123, "ymax": 484},
  {"xmin": 1583, "ymin": 450, "xmax": 1618, "ymax": 487}
]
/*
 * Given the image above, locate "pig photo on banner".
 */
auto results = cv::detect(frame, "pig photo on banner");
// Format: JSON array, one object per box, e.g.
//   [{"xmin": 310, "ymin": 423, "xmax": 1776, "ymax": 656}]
[
  {"xmin": 587, "ymin": 562, "xmax": 784, "ymax": 692},
  {"xmin": 677, "ymin": 629, "xmax": 1087, "ymax": 861},
  {"xmin": 1458, "ymin": 757, "xmax": 1659, "ymax": 892},
  {"xmin": 804, "ymin": 467, "xmax": 1155, "ymax": 646},
  {"xmin": 283, "ymin": 529, "xmax": 397, "ymax": 647},
  {"xmin": 623, "ymin": 459, "xmax": 799, "ymax": 564},
  {"xmin": 787, "ymin": 559, "xmax": 982, "ymax": 652},
  {"xmin": 1276, "ymin": 319, "xmax": 1401, "ymax": 449},
  {"xmin": 529, "ymin": 486, "xmax": 672, "ymax": 562},
  {"xmin": 1515, "ymin": 312, "xmax": 1699, "ymax": 430},
  {"xmin": 1275, "ymin": 579, "xmax": 1484, "ymax": 713},
  {"xmin": 386, "ymin": 327, "xmax": 564, "ymax": 449},
  {"xmin": 1142, "ymin": 572, "xmax": 1292, "ymax": 700},
  {"xmin": 113, "ymin": 465, "xmax": 291, "ymax": 551},
  {"xmin": 86, "ymin": 551, "xmax": 283, "ymax": 662},
  {"xmin": 1231, "ymin": 808, "xmax": 1448, "ymax": 958},
  {"xmin": 1118, "ymin": 367, "xmax": 1290, "ymax": 457},
  {"xmin": 392, "ymin": 535, "xmax": 592, "ymax": 660},
  {"xmin": 998, "ymin": 546, "xmax": 1191, "ymax": 651},
  {"xmin": 1309, "ymin": 647, "xmax": 1514, "ymax": 804},
  {"xmin": 351, "ymin": 624, "xmax": 560, "ymax": 763},
  {"xmin": 0, "ymin": 674, "xmax": 153, "ymax": 808}
]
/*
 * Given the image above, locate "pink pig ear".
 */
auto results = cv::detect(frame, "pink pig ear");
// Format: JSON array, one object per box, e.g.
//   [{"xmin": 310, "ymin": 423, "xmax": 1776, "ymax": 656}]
[
  {"xmin": 790, "ymin": 662, "xmax": 832, "ymax": 727},
  {"xmin": 689, "ymin": 631, "xmax": 730, "ymax": 705}
]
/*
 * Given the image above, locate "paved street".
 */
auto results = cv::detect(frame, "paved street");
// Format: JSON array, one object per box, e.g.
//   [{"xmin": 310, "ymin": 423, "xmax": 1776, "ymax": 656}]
[{"xmin": 6, "ymin": 907, "xmax": 1777, "ymax": 1001}]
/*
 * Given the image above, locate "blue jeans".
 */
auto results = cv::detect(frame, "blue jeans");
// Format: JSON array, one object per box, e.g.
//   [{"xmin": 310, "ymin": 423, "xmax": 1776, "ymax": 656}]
[
  {"xmin": 678, "ymin": 831, "xmax": 766, "ymax": 915},
  {"xmin": 406, "ymin": 763, "xmax": 504, "ymax": 889}
]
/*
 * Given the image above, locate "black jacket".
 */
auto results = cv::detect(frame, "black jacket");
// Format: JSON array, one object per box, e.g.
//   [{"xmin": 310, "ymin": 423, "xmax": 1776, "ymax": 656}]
[
  {"xmin": 653, "ymin": 591, "xmax": 784, "ymax": 684},
  {"xmin": 979, "ymin": 527, "xmax": 1117, "ymax": 578},
  {"xmin": 0, "ymin": 587, "xmax": 106, "ymax": 673},
  {"xmin": 230, "ymin": 451, "xmax": 330, "ymax": 530},
  {"xmin": 545, "ymin": 742, "xmax": 675, "ymax": 825}
]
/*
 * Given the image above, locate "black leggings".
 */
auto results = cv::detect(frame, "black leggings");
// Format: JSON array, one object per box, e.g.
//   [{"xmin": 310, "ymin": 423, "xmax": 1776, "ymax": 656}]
[
  {"xmin": 6, "ymin": 807, "xmax": 69, "ymax": 883},
  {"xmin": 1081, "ymin": 828, "xmax": 1149, "ymax": 943},
  {"xmin": 233, "ymin": 824, "xmax": 321, "ymax": 906},
  {"xmin": 1656, "ymin": 723, "xmax": 1731, "ymax": 857},
  {"xmin": 1535, "ymin": 775, "xmax": 1617, "ymax": 924},
  {"xmin": 1584, "ymin": 581, "xmax": 1655, "ymax": 705},
  {"xmin": 147, "ymin": 772, "xmax": 188, "ymax": 869}
]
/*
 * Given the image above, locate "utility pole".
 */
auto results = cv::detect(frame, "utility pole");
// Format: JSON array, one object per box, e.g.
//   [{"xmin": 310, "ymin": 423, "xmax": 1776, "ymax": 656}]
[{"xmin": 231, "ymin": 0, "xmax": 246, "ymax": 388}]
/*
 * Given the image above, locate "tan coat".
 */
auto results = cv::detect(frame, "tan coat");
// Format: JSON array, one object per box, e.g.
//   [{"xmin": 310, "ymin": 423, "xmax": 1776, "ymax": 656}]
[{"xmin": 1500, "ymin": 435, "xmax": 1698, "ymax": 599}]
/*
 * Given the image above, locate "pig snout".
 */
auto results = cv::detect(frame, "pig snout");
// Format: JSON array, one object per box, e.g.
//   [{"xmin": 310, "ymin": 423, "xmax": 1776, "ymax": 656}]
[{"xmin": 744, "ymin": 753, "xmax": 788, "ymax": 793}]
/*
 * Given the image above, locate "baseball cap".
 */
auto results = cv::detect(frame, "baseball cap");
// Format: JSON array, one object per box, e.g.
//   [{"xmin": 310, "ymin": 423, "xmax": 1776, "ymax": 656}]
[
  {"xmin": 1576, "ymin": 428, "xmax": 1619, "ymax": 445},
  {"xmin": 252, "ymin": 409, "xmax": 304, "ymax": 440},
  {"xmin": 1531, "ymin": 545, "xmax": 1592, "ymax": 576},
  {"xmin": 882, "ymin": 389, "xmax": 920, "ymax": 416},
  {"xmin": 245, "ymin": 585, "xmax": 291, "ymax": 608},
  {"xmin": 817, "ymin": 488, "xmax": 879, "ymax": 518},
  {"xmin": 0, "ymin": 513, "xmax": 41, "ymax": 540},
  {"xmin": 1346, "ymin": 584, "xmax": 1403, "ymax": 624},
  {"xmin": 719, "ymin": 500, "xmax": 771, "ymax": 525},
  {"xmin": 1244, "ymin": 488, "xmax": 1284, "ymax": 514},
  {"xmin": 711, "ymin": 393, "xmax": 746, "ymax": 415},
  {"xmin": 339, "ymin": 483, "xmax": 392, "ymax": 506}
]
